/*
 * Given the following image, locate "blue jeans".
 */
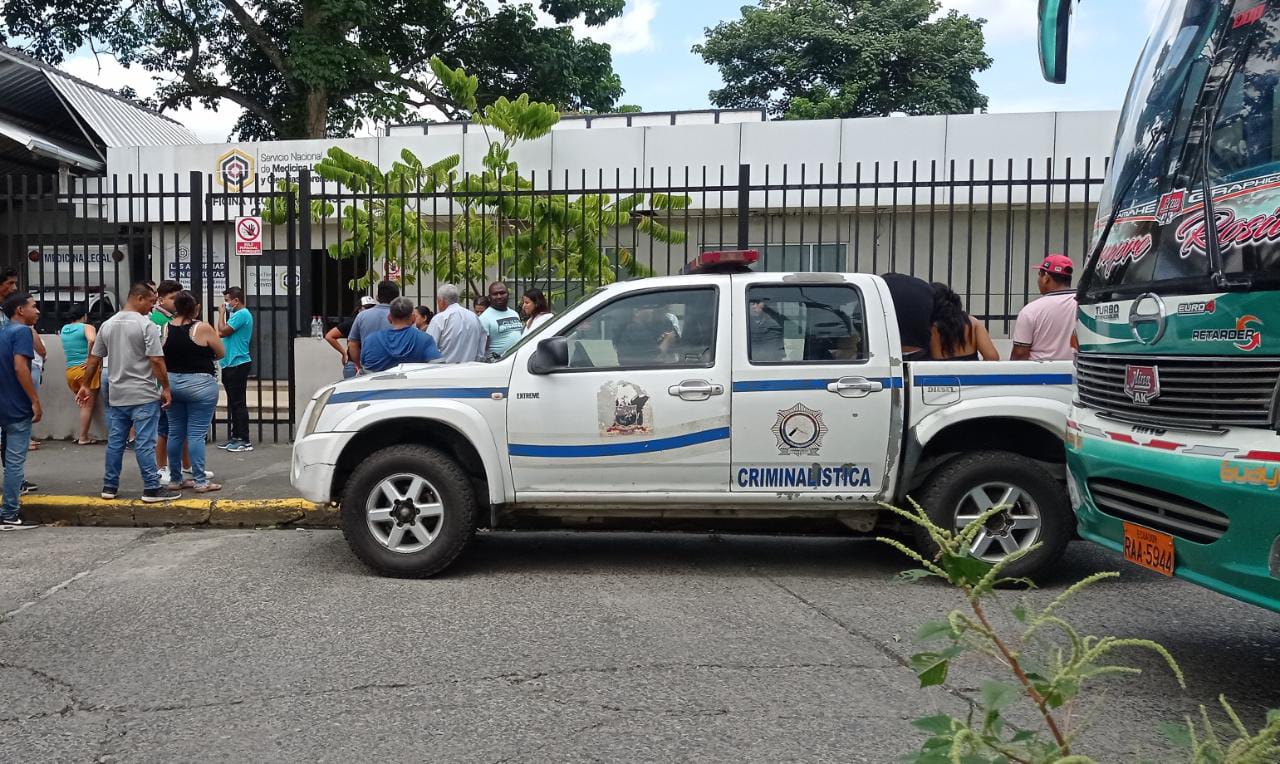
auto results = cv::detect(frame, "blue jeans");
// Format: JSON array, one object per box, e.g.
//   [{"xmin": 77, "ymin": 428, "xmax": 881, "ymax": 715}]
[
  {"xmin": 167, "ymin": 373, "xmax": 219, "ymax": 486},
  {"xmin": 2, "ymin": 419, "xmax": 32, "ymax": 519},
  {"xmin": 342, "ymin": 361, "xmax": 357, "ymax": 379},
  {"xmin": 105, "ymin": 401, "xmax": 161, "ymax": 491}
]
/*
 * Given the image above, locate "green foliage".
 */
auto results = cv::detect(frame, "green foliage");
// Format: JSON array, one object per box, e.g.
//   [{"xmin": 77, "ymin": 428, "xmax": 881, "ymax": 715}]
[
  {"xmin": 879, "ymin": 501, "xmax": 1280, "ymax": 763},
  {"xmin": 694, "ymin": 0, "xmax": 991, "ymax": 120},
  {"xmin": 1, "ymin": 1, "xmax": 626, "ymax": 139},
  {"xmin": 264, "ymin": 70, "xmax": 687, "ymax": 298},
  {"xmin": 1164, "ymin": 699, "xmax": 1280, "ymax": 763}
]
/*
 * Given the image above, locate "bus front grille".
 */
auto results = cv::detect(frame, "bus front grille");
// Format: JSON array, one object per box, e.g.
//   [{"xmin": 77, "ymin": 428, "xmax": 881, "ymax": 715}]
[
  {"xmin": 1088, "ymin": 479, "xmax": 1229, "ymax": 545},
  {"xmin": 1076, "ymin": 354, "xmax": 1280, "ymax": 430}
]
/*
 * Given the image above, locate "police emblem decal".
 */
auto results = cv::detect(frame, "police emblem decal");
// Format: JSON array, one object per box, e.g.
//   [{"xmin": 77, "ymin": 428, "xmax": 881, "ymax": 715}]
[{"xmin": 772, "ymin": 403, "xmax": 828, "ymax": 456}]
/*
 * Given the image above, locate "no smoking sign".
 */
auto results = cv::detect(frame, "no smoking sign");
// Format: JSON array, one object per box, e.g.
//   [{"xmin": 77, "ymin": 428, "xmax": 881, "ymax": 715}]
[{"xmin": 236, "ymin": 216, "xmax": 263, "ymax": 256}]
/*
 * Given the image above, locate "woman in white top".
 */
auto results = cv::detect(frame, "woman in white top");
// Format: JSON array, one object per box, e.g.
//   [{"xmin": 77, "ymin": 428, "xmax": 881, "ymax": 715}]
[{"xmin": 522, "ymin": 288, "xmax": 554, "ymax": 331}]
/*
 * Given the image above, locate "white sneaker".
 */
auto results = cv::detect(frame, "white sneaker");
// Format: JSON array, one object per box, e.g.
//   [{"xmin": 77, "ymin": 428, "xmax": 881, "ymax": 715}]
[{"xmin": 156, "ymin": 467, "xmax": 171, "ymax": 485}]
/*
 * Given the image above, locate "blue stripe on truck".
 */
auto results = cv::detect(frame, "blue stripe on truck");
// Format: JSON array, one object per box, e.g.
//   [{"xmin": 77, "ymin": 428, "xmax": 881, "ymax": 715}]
[
  {"xmin": 510, "ymin": 427, "xmax": 732, "ymax": 458},
  {"xmin": 912, "ymin": 373, "xmax": 1074, "ymax": 387},
  {"xmin": 733, "ymin": 377, "xmax": 903, "ymax": 392},
  {"xmin": 330, "ymin": 387, "xmax": 508, "ymax": 404}
]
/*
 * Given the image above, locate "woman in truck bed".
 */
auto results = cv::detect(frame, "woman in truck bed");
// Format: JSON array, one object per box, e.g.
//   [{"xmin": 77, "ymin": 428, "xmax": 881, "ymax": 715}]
[{"xmin": 928, "ymin": 282, "xmax": 999, "ymax": 361}]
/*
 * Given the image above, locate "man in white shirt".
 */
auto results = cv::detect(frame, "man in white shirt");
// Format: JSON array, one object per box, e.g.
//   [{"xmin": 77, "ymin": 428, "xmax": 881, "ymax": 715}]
[{"xmin": 427, "ymin": 284, "xmax": 487, "ymax": 364}]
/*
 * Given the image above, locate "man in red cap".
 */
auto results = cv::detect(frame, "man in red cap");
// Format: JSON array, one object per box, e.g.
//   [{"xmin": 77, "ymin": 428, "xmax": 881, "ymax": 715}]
[{"xmin": 1011, "ymin": 254, "xmax": 1077, "ymax": 361}]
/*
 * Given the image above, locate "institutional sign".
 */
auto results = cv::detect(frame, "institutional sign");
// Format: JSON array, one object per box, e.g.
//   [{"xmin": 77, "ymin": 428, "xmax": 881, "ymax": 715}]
[{"xmin": 216, "ymin": 148, "xmax": 255, "ymax": 192}]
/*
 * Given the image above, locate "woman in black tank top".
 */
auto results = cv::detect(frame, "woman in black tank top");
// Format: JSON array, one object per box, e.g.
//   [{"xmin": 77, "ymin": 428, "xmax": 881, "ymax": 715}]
[
  {"xmin": 929, "ymin": 283, "xmax": 1000, "ymax": 361},
  {"xmin": 165, "ymin": 322, "xmax": 217, "ymax": 375},
  {"xmin": 163, "ymin": 291, "xmax": 226, "ymax": 493}
]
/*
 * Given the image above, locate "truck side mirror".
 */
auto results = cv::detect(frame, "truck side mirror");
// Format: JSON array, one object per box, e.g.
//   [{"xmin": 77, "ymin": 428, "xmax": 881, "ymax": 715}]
[{"xmin": 528, "ymin": 336, "xmax": 569, "ymax": 375}]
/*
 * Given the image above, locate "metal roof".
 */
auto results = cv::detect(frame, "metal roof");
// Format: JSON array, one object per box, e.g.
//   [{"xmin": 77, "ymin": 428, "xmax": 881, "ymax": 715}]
[
  {"xmin": 0, "ymin": 46, "xmax": 197, "ymax": 152},
  {"xmin": 45, "ymin": 69, "xmax": 197, "ymax": 148},
  {"xmin": 0, "ymin": 114, "xmax": 104, "ymax": 171}
]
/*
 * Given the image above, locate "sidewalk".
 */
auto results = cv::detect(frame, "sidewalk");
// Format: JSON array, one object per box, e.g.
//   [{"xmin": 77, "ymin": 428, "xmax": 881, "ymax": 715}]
[{"xmin": 14, "ymin": 439, "xmax": 336, "ymax": 528}]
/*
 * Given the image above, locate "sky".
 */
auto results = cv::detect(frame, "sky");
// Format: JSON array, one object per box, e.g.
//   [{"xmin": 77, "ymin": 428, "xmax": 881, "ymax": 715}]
[{"xmin": 57, "ymin": 0, "xmax": 1164, "ymax": 143}]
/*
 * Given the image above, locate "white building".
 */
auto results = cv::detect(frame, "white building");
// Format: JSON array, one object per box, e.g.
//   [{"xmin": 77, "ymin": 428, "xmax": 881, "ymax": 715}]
[{"xmin": 103, "ymin": 108, "xmax": 1119, "ymax": 326}]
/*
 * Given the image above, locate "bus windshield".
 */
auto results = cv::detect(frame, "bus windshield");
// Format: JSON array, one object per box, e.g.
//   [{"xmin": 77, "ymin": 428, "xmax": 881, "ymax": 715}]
[{"xmin": 1084, "ymin": 0, "xmax": 1280, "ymax": 299}]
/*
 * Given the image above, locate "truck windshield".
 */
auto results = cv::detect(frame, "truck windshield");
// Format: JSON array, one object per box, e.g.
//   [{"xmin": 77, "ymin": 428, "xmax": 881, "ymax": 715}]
[
  {"xmin": 1087, "ymin": 1, "xmax": 1280, "ymax": 299},
  {"xmin": 499, "ymin": 287, "xmax": 603, "ymax": 360},
  {"xmin": 1202, "ymin": 2, "xmax": 1280, "ymax": 276},
  {"xmin": 1084, "ymin": 0, "xmax": 1218, "ymax": 298}
]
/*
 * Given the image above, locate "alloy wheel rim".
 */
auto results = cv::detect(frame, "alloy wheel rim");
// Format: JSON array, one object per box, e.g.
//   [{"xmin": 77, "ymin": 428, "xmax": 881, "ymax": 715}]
[
  {"xmin": 952, "ymin": 482, "xmax": 1043, "ymax": 563},
  {"xmin": 365, "ymin": 472, "xmax": 445, "ymax": 554}
]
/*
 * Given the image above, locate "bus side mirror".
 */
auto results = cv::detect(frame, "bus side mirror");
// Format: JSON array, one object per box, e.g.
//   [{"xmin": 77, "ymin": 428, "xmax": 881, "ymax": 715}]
[
  {"xmin": 1038, "ymin": 0, "xmax": 1072, "ymax": 84},
  {"xmin": 528, "ymin": 336, "xmax": 569, "ymax": 375}
]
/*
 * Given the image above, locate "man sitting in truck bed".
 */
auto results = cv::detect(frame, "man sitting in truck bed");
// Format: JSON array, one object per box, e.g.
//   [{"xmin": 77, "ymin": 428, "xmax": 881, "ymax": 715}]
[{"xmin": 359, "ymin": 297, "xmax": 442, "ymax": 373}]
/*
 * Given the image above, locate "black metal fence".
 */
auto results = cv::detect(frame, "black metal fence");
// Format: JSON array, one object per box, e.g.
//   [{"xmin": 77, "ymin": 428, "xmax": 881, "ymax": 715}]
[{"xmin": 0, "ymin": 159, "xmax": 1107, "ymax": 440}]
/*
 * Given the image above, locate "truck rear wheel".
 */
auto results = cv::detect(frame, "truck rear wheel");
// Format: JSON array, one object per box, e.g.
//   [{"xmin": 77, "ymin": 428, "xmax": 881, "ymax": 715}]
[
  {"xmin": 340, "ymin": 445, "xmax": 475, "ymax": 577},
  {"xmin": 912, "ymin": 451, "xmax": 1070, "ymax": 580}
]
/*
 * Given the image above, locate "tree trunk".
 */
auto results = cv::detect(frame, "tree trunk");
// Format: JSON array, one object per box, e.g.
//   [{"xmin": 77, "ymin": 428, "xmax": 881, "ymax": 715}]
[
  {"xmin": 305, "ymin": 87, "xmax": 329, "ymax": 138},
  {"xmin": 300, "ymin": 0, "xmax": 327, "ymax": 138}
]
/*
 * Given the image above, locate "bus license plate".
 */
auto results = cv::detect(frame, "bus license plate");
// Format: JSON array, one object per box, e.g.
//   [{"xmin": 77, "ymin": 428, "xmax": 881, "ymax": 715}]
[{"xmin": 1123, "ymin": 523, "xmax": 1174, "ymax": 577}]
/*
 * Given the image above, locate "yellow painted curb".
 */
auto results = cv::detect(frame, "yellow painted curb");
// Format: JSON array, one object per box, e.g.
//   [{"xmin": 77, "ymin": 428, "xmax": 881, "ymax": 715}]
[{"xmin": 20, "ymin": 495, "xmax": 335, "ymax": 528}]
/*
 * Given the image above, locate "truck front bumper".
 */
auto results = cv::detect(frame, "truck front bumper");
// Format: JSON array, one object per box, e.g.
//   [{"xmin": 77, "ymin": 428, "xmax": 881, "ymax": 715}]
[
  {"xmin": 291, "ymin": 432, "xmax": 351, "ymax": 505},
  {"xmin": 1067, "ymin": 409, "xmax": 1280, "ymax": 613}
]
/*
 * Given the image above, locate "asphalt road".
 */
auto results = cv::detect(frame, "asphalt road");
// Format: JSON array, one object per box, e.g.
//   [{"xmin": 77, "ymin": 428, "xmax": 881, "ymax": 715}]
[{"xmin": 2, "ymin": 529, "xmax": 1277, "ymax": 763}]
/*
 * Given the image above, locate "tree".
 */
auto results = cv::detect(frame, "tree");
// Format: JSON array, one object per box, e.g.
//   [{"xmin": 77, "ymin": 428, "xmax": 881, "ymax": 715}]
[
  {"xmin": 0, "ymin": 0, "xmax": 627, "ymax": 139},
  {"xmin": 265, "ymin": 59, "xmax": 688, "ymax": 301},
  {"xmin": 693, "ymin": 0, "xmax": 991, "ymax": 120}
]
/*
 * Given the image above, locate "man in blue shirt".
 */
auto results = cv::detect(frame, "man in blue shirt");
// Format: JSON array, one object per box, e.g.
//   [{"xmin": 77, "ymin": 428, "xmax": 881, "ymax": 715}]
[
  {"xmin": 361, "ymin": 298, "xmax": 442, "ymax": 372},
  {"xmin": 479, "ymin": 281, "xmax": 523, "ymax": 359},
  {"xmin": 0, "ymin": 293, "xmax": 42, "ymax": 529},
  {"xmin": 217, "ymin": 286, "xmax": 254, "ymax": 452},
  {"xmin": 347, "ymin": 280, "xmax": 398, "ymax": 373}
]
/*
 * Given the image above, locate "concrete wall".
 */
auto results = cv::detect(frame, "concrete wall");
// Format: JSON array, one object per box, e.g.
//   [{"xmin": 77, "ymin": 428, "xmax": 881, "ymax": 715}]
[
  {"xmin": 292, "ymin": 337, "xmax": 345, "ymax": 431},
  {"xmin": 103, "ymin": 110, "xmax": 1119, "ymax": 221},
  {"xmin": 31, "ymin": 334, "xmax": 110, "ymax": 442}
]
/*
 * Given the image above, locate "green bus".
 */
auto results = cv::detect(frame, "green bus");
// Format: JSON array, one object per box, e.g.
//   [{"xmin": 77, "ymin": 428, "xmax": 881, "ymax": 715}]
[{"xmin": 1041, "ymin": 0, "xmax": 1280, "ymax": 611}]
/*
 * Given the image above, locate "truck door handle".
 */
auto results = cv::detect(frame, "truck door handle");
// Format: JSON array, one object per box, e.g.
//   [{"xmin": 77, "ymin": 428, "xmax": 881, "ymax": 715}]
[
  {"xmin": 827, "ymin": 376, "xmax": 883, "ymax": 398},
  {"xmin": 668, "ymin": 380, "xmax": 724, "ymax": 401}
]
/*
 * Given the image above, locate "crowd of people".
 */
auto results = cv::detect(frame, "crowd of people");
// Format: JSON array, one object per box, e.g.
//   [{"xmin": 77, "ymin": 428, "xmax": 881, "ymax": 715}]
[
  {"xmin": 322, "ymin": 280, "xmax": 555, "ymax": 374},
  {"xmin": 0, "ymin": 278, "xmax": 257, "ymax": 529},
  {"xmin": 881, "ymin": 253, "xmax": 1078, "ymax": 362}
]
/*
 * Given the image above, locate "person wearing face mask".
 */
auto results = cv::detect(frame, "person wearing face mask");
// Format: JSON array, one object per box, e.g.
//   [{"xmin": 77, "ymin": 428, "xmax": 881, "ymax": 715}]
[{"xmin": 216, "ymin": 286, "xmax": 254, "ymax": 453}]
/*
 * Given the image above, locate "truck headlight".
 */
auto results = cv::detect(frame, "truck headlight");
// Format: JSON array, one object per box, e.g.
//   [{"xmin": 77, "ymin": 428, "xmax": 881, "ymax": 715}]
[{"xmin": 303, "ymin": 387, "xmax": 335, "ymax": 438}]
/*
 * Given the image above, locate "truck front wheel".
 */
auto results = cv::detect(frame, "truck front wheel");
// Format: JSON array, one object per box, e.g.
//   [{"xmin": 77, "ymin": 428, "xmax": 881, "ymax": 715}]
[
  {"xmin": 340, "ymin": 445, "xmax": 476, "ymax": 577},
  {"xmin": 911, "ymin": 451, "xmax": 1071, "ymax": 580}
]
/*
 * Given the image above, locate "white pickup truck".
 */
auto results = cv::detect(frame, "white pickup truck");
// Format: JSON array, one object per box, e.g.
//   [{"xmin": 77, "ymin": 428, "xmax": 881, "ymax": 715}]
[{"xmin": 293, "ymin": 261, "xmax": 1074, "ymax": 578}]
